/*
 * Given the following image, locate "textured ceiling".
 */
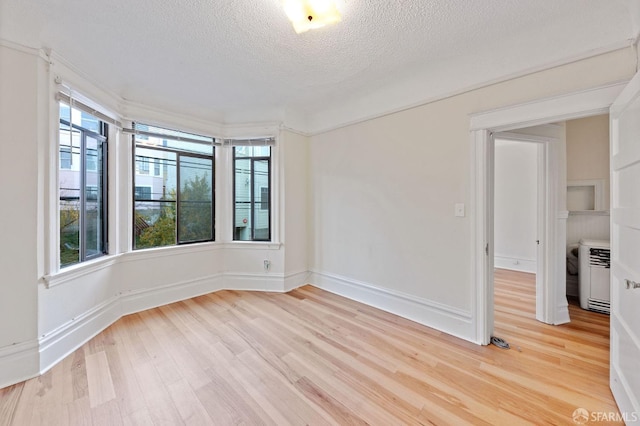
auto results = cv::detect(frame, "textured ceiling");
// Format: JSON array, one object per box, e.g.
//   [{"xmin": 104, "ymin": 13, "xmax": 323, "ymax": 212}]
[{"xmin": 0, "ymin": 0, "xmax": 635, "ymax": 131}]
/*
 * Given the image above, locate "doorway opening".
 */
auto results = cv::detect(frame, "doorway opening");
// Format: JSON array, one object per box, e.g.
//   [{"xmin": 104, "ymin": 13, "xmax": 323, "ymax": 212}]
[
  {"xmin": 491, "ymin": 117, "xmax": 611, "ymax": 344},
  {"xmin": 493, "ymin": 134, "xmax": 544, "ymax": 327},
  {"xmin": 470, "ymin": 82, "xmax": 624, "ymax": 345}
]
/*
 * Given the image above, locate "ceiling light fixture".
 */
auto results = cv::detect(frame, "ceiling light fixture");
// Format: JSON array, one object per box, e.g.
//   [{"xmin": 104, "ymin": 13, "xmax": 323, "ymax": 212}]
[{"xmin": 283, "ymin": 0, "xmax": 342, "ymax": 33}]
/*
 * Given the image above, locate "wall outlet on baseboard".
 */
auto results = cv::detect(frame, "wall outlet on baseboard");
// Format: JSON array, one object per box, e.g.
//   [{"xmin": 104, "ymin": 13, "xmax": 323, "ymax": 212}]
[{"xmin": 264, "ymin": 260, "xmax": 271, "ymax": 271}]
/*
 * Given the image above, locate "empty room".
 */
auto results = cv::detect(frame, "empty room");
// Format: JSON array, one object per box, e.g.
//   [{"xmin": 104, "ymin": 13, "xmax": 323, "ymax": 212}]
[{"xmin": 1, "ymin": 0, "xmax": 640, "ymax": 424}]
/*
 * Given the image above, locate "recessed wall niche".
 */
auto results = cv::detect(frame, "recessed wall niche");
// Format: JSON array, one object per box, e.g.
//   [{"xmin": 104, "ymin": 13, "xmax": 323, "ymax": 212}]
[{"xmin": 567, "ymin": 179, "xmax": 606, "ymax": 212}]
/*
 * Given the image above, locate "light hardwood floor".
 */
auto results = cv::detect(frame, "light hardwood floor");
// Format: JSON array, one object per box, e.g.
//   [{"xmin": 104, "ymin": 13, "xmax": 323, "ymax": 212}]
[{"xmin": 0, "ymin": 270, "xmax": 620, "ymax": 425}]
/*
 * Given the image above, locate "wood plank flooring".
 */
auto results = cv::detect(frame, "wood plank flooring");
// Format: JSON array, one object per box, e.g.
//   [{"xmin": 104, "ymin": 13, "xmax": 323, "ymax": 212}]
[{"xmin": 0, "ymin": 270, "xmax": 620, "ymax": 425}]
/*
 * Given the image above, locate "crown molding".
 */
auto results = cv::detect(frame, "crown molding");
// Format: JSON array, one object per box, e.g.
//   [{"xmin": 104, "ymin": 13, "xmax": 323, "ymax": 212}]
[{"xmin": 305, "ymin": 40, "xmax": 634, "ymax": 136}]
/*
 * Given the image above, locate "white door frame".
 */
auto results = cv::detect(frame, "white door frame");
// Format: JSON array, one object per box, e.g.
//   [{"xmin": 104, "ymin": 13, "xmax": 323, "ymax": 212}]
[{"xmin": 470, "ymin": 81, "xmax": 627, "ymax": 345}]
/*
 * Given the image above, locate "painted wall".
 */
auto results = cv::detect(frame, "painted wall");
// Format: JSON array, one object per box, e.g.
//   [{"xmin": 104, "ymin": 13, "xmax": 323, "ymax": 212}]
[
  {"xmin": 564, "ymin": 115, "xmax": 611, "ymax": 248},
  {"xmin": 564, "ymin": 114, "xmax": 611, "ymax": 297},
  {"xmin": 282, "ymin": 131, "xmax": 310, "ymax": 287},
  {"xmin": 566, "ymin": 114, "xmax": 610, "ymax": 210},
  {"xmin": 308, "ymin": 47, "xmax": 635, "ymax": 341},
  {"xmin": 494, "ymin": 139, "xmax": 538, "ymax": 273},
  {"xmin": 0, "ymin": 44, "xmax": 41, "ymax": 386}
]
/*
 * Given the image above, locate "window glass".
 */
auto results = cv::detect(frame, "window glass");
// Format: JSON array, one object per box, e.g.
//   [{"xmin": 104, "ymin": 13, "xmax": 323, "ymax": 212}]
[
  {"xmin": 178, "ymin": 156, "xmax": 213, "ymax": 243},
  {"xmin": 59, "ymin": 103, "xmax": 108, "ymax": 267},
  {"xmin": 233, "ymin": 145, "xmax": 271, "ymax": 241},
  {"xmin": 133, "ymin": 124, "xmax": 214, "ymax": 249}
]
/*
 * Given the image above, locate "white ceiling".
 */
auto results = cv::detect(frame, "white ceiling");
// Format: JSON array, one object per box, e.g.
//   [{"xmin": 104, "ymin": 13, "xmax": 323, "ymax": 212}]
[{"xmin": 0, "ymin": 0, "xmax": 636, "ymax": 132}]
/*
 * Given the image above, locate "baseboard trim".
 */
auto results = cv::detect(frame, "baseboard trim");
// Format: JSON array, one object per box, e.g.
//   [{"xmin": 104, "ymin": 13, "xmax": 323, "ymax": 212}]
[
  {"xmin": 38, "ymin": 296, "xmax": 121, "ymax": 376},
  {"xmin": 120, "ymin": 273, "xmax": 225, "ymax": 316},
  {"xmin": 223, "ymin": 272, "xmax": 286, "ymax": 292},
  {"xmin": 0, "ymin": 340, "xmax": 39, "ymax": 389},
  {"xmin": 284, "ymin": 270, "xmax": 310, "ymax": 292},
  {"xmin": 308, "ymin": 270, "xmax": 474, "ymax": 342},
  {"xmin": 494, "ymin": 256, "xmax": 536, "ymax": 273}
]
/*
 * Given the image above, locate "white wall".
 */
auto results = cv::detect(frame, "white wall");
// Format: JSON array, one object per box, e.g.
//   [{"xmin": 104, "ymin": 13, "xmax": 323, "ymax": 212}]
[
  {"xmin": 566, "ymin": 114, "xmax": 610, "ymax": 210},
  {"xmin": 494, "ymin": 139, "xmax": 538, "ymax": 273},
  {"xmin": 0, "ymin": 43, "xmax": 41, "ymax": 387},
  {"xmin": 564, "ymin": 115, "xmax": 611, "ymax": 248},
  {"xmin": 282, "ymin": 131, "xmax": 310, "ymax": 289},
  {"xmin": 564, "ymin": 114, "xmax": 611, "ymax": 297},
  {"xmin": 308, "ymin": 47, "xmax": 635, "ymax": 342}
]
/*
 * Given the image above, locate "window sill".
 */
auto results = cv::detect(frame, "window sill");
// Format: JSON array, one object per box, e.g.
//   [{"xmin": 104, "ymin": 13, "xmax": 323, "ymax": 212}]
[
  {"xmin": 120, "ymin": 241, "xmax": 223, "ymax": 263},
  {"xmin": 43, "ymin": 255, "xmax": 120, "ymax": 289},
  {"xmin": 221, "ymin": 241, "xmax": 282, "ymax": 250}
]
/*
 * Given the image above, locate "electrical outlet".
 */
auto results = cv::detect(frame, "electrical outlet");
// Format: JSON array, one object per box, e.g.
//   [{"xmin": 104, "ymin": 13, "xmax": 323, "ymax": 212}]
[
  {"xmin": 454, "ymin": 203, "xmax": 465, "ymax": 217},
  {"xmin": 264, "ymin": 260, "xmax": 271, "ymax": 271}
]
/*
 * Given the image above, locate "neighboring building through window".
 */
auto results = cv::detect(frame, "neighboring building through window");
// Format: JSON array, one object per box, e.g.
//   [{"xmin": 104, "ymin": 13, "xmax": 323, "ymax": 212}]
[
  {"xmin": 233, "ymin": 143, "xmax": 271, "ymax": 241},
  {"xmin": 135, "ymin": 186, "xmax": 152, "ymax": 200},
  {"xmin": 133, "ymin": 123, "xmax": 215, "ymax": 249},
  {"xmin": 138, "ymin": 156, "xmax": 149, "ymax": 174},
  {"xmin": 59, "ymin": 103, "xmax": 108, "ymax": 267},
  {"xmin": 60, "ymin": 146, "xmax": 72, "ymax": 169}
]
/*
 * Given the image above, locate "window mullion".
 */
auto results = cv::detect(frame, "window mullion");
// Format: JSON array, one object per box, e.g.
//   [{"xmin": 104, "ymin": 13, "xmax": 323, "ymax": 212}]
[
  {"xmin": 267, "ymin": 158, "xmax": 271, "ymax": 241},
  {"xmin": 176, "ymin": 154, "xmax": 181, "ymax": 244},
  {"xmin": 102, "ymin": 138, "xmax": 108, "ymax": 254},
  {"xmin": 250, "ymin": 158, "xmax": 255, "ymax": 241},
  {"xmin": 79, "ymin": 130, "xmax": 87, "ymax": 262}
]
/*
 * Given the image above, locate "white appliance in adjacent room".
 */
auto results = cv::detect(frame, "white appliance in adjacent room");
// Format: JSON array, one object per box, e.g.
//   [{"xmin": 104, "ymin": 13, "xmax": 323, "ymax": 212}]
[{"xmin": 578, "ymin": 239, "xmax": 610, "ymax": 314}]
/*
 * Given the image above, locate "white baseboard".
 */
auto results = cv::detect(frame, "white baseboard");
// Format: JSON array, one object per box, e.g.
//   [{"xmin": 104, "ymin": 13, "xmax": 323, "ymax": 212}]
[
  {"xmin": 494, "ymin": 256, "xmax": 536, "ymax": 273},
  {"xmin": 120, "ymin": 273, "xmax": 225, "ymax": 316},
  {"xmin": 284, "ymin": 270, "xmax": 310, "ymax": 292},
  {"xmin": 0, "ymin": 340, "xmax": 39, "ymax": 389},
  {"xmin": 308, "ymin": 270, "xmax": 474, "ymax": 342},
  {"xmin": 39, "ymin": 296, "xmax": 121, "ymax": 376},
  {"xmin": 223, "ymin": 272, "xmax": 286, "ymax": 292}
]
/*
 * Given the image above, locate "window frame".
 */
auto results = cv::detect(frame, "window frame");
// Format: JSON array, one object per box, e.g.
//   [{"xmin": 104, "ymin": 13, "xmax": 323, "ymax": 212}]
[
  {"xmin": 232, "ymin": 146, "xmax": 272, "ymax": 242},
  {"xmin": 132, "ymin": 124, "xmax": 216, "ymax": 250},
  {"xmin": 58, "ymin": 115, "xmax": 109, "ymax": 267}
]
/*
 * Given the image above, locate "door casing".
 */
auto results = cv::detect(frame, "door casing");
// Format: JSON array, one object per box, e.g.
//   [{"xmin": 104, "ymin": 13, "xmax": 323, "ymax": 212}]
[{"xmin": 470, "ymin": 82, "xmax": 626, "ymax": 345}]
